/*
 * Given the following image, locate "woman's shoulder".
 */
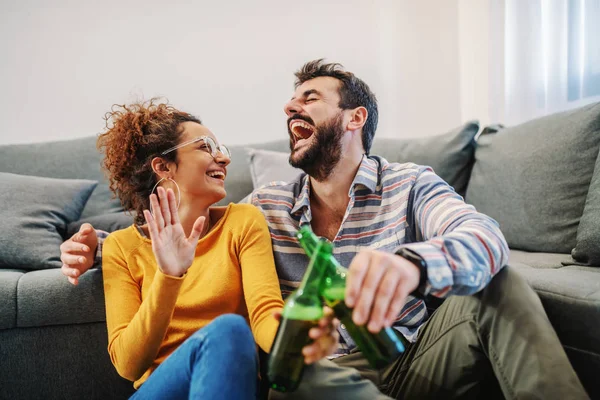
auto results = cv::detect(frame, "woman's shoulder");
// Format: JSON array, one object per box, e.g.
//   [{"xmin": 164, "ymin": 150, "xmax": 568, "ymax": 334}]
[
  {"xmin": 214, "ymin": 203, "xmax": 266, "ymax": 231},
  {"xmin": 104, "ymin": 225, "xmax": 145, "ymax": 250},
  {"xmin": 227, "ymin": 203, "xmax": 265, "ymax": 220}
]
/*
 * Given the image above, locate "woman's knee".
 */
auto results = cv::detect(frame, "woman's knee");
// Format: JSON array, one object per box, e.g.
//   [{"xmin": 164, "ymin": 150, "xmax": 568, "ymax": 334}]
[
  {"xmin": 199, "ymin": 314, "xmax": 256, "ymax": 354},
  {"xmin": 212, "ymin": 314, "xmax": 253, "ymax": 339}
]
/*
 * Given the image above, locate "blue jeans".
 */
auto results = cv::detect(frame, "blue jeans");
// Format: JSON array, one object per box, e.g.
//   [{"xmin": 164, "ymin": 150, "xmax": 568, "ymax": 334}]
[{"xmin": 131, "ymin": 314, "xmax": 258, "ymax": 400}]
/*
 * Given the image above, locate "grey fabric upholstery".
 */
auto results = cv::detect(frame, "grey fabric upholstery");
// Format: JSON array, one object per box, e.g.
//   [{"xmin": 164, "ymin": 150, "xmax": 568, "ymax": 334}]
[
  {"xmin": 0, "ymin": 324, "xmax": 134, "ymax": 400},
  {"xmin": 509, "ymin": 250, "xmax": 575, "ymax": 269},
  {"xmin": 67, "ymin": 211, "xmax": 135, "ymax": 238},
  {"xmin": 0, "ymin": 136, "xmax": 123, "ymax": 219},
  {"xmin": 248, "ymin": 148, "xmax": 302, "ymax": 189},
  {"xmin": 218, "ymin": 140, "xmax": 290, "ymax": 205},
  {"xmin": 0, "ymin": 270, "xmax": 24, "ymax": 330},
  {"xmin": 466, "ymin": 102, "xmax": 600, "ymax": 253},
  {"xmin": 572, "ymin": 148, "xmax": 600, "ymax": 266},
  {"xmin": 0, "ymin": 173, "xmax": 97, "ymax": 270},
  {"xmin": 370, "ymin": 121, "xmax": 479, "ymax": 196},
  {"xmin": 16, "ymin": 268, "xmax": 106, "ymax": 328}
]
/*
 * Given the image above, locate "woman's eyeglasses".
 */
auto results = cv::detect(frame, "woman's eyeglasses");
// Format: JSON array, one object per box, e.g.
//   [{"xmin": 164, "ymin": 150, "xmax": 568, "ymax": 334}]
[{"xmin": 161, "ymin": 136, "xmax": 231, "ymax": 160}]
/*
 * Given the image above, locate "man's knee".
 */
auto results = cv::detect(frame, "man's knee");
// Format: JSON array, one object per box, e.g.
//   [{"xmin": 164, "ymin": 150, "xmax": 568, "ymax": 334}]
[{"xmin": 483, "ymin": 266, "xmax": 539, "ymax": 304}]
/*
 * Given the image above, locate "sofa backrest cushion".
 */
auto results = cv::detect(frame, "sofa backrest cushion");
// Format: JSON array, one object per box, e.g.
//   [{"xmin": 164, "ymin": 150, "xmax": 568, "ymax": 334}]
[
  {"xmin": 369, "ymin": 121, "xmax": 479, "ymax": 197},
  {"xmin": 240, "ymin": 121, "xmax": 480, "ymax": 197},
  {"xmin": 571, "ymin": 148, "xmax": 600, "ymax": 266},
  {"xmin": 0, "ymin": 136, "xmax": 122, "ymax": 219},
  {"xmin": 218, "ymin": 140, "xmax": 290, "ymax": 205},
  {"xmin": 466, "ymin": 102, "xmax": 600, "ymax": 253},
  {"xmin": 247, "ymin": 148, "xmax": 303, "ymax": 189},
  {"xmin": 0, "ymin": 173, "xmax": 97, "ymax": 270}
]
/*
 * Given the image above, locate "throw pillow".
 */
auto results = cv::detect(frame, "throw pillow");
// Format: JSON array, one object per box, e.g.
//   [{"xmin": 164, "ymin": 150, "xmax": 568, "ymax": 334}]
[
  {"xmin": 218, "ymin": 140, "xmax": 290, "ymax": 205},
  {"xmin": 466, "ymin": 102, "xmax": 600, "ymax": 253},
  {"xmin": 0, "ymin": 173, "xmax": 97, "ymax": 270},
  {"xmin": 248, "ymin": 148, "xmax": 302, "ymax": 189},
  {"xmin": 571, "ymin": 148, "xmax": 600, "ymax": 266}
]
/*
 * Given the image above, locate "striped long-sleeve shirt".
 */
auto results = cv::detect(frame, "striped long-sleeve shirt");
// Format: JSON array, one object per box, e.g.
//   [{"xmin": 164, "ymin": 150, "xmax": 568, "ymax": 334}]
[{"xmin": 249, "ymin": 155, "xmax": 509, "ymax": 347}]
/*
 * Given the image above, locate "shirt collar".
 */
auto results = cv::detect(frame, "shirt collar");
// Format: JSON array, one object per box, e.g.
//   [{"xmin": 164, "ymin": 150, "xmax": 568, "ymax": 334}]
[
  {"xmin": 349, "ymin": 155, "xmax": 379, "ymax": 195},
  {"xmin": 291, "ymin": 173, "xmax": 312, "ymax": 220}
]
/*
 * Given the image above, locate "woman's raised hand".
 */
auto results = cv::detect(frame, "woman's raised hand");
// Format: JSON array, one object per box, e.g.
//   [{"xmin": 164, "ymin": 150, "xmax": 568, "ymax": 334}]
[{"xmin": 143, "ymin": 187, "xmax": 206, "ymax": 277}]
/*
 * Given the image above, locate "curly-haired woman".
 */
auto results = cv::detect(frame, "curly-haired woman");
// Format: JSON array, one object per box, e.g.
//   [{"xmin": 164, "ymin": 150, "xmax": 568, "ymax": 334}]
[{"xmin": 97, "ymin": 100, "xmax": 284, "ymax": 399}]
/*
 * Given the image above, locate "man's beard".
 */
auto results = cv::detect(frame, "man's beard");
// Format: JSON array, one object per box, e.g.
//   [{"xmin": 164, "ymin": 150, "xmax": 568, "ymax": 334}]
[{"xmin": 288, "ymin": 113, "xmax": 344, "ymax": 182}]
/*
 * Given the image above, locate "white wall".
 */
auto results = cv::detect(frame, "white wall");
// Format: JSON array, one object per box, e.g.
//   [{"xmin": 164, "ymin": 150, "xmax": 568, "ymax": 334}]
[{"xmin": 0, "ymin": 0, "xmax": 464, "ymax": 146}]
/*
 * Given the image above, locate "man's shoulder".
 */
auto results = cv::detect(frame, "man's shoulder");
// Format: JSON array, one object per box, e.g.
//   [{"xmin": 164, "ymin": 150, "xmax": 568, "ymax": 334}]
[
  {"xmin": 251, "ymin": 174, "xmax": 305, "ymax": 201},
  {"xmin": 370, "ymin": 155, "xmax": 430, "ymax": 180}
]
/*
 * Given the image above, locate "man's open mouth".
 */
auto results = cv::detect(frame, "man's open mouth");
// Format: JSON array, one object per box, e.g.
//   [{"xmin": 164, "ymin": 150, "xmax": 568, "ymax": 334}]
[{"xmin": 289, "ymin": 119, "xmax": 315, "ymax": 146}]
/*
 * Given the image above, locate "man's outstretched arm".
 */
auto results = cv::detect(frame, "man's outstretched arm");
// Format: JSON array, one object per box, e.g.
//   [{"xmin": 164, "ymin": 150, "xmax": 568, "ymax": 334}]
[{"xmin": 346, "ymin": 166, "xmax": 509, "ymax": 332}]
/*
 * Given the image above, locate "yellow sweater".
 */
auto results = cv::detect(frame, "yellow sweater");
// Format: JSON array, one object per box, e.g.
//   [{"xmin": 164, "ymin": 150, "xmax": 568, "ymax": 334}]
[{"xmin": 102, "ymin": 203, "xmax": 284, "ymax": 388}]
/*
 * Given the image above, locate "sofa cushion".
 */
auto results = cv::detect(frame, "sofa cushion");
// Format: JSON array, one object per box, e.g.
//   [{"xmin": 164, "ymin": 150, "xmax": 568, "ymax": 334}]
[
  {"xmin": 571, "ymin": 148, "xmax": 600, "ymax": 266},
  {"xmin": 67, "ymin": 211, "xmax": 135, "ymax": 238},
  {"xmin": 369, "ymin": 121, "xmax": 479, "ymax": 196},
  {"xmin": 217, "ymin": 140, "xmax": 290, "ymax": 205},
  {"xmin": 509, "ymin": 250, "xmax": 574, "ymax": 269},
  {"xmin": 466, "ymin": 102, "xmax": 600, "ymax": 253},
  {"xmin": 0, "ymin": 136, "xmax": 123, "ymax": 219},
  {"xmin": 0, "ymin": 173, "xmax": 97, "ymax": 270},
  {"xmin": 511, "ymin": 264, "xmax": 600, "ymax": 357},
  {"xmin": 16, "ymin": 268, "xmax": 106, "ymax": 328},
  {"xmin": 248, "ymin": 148, "xmax": 302, "ymax": 189},
  {"xmin": 0, "ymin": 269, "xmax": 25, "ymax": 330}
]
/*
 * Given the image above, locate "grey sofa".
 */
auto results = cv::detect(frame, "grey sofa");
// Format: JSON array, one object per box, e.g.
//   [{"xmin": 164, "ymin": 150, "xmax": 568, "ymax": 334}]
[{"xmin": 1, "ymin": 103, "xmax": 599, "ymax": 399}]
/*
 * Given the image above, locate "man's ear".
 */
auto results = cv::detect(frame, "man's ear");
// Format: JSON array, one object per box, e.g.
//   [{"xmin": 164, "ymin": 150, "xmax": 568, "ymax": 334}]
[
  {"xmin": 151, "ymin": 157, "xmax": 173, "ymax": 179},
  {"xmin": 346, "ymin": 107, "xmax": 368, "ymax": 131}
]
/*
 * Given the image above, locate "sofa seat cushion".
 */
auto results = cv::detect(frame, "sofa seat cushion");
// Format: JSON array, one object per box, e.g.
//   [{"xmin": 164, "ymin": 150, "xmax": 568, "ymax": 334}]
[
  {"xmin": 509, "ymin": 250, "xmax": 575, "ymax": 269},
  {"xmin": 0, "ymin": 269, "xmax": 26, "ymax": 330},
  {"xmin": 15, "ymin": 268, "xmax": 106, "ymax": 328},
  {"xmin": 511, "ymin": 263, "xmax": 600, "ymax": 357}
]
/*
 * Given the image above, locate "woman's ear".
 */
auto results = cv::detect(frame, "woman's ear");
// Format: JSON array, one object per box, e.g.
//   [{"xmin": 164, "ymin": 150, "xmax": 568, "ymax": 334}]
[
  {"xmin": 346, "ymin": 107, "xmax": 368, "ymax": 131},
  {"xmin": 151, "ymin": 157, "xmax": 172, "ymax": 179}
]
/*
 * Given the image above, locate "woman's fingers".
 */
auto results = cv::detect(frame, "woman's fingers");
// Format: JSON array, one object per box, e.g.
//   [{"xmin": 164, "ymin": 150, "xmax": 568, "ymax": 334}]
[
  {"xmin": 150, "ymin": 193, "xmax": 164, "ymax": 229},
  {"xmin": 157, "ymin": 187, "xmax": 171, "ymax": 226},
  {"xmin": 188, "ymin": 216, "xmax": 206, "ymax": 243},
  {"xmin": 144, "ymin": 209, "xmax": 158, "ymax": 241},
  {"xmin": 167, "ymin": 188, "xmax": 180, "ymax": 225}
]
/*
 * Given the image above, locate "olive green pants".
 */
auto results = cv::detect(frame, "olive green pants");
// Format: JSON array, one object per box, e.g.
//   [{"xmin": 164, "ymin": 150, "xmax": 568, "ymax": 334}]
[{"xmin": 270, "ymin": 267, "xmax": 589, "ymax": 399}]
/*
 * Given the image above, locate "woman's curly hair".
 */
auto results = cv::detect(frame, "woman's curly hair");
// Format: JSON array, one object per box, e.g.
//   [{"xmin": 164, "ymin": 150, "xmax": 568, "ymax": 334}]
[{"xmin": 97, "ymin": 99, "xmax": 201, "ymax": 225}]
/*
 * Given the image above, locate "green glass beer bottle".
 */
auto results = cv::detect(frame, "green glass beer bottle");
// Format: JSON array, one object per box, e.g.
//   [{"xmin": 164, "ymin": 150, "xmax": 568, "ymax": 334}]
[
  {"xmin": 296, "ymin": 226, "xmax": 406, "ymax": 369},
  {"xmin": 267, "ymin": 242, "xmax": 325, "ymax": 392}
]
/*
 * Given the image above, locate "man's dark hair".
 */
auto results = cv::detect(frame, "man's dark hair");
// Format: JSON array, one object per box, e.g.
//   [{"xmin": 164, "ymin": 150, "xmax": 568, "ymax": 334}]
[{"xmin": 294, "ymin": 59, "xmax": 378, "ymax": 154}]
